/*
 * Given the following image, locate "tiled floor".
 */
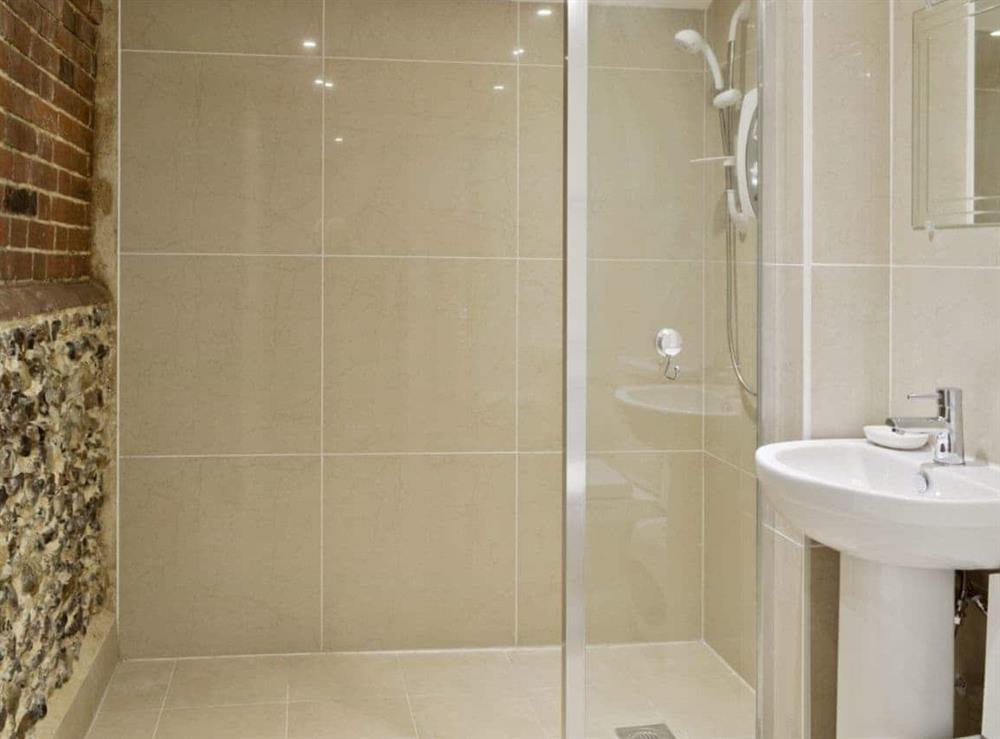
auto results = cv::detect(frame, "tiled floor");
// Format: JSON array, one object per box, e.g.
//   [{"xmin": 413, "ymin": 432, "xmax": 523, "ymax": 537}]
[{"xmin": 86, "ymin": 641, "xmax": 754, "ymax": 739}]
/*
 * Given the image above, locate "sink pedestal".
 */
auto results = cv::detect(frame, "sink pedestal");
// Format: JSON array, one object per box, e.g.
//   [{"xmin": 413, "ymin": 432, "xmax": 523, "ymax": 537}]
[{"xmin": 836, "ymin": 554, "xmax": 954, "ymax": 739}]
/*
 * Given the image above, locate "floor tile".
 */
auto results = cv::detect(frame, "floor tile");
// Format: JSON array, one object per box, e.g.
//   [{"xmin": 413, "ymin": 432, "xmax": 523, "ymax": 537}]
[
  {"xmin": 287, "ymin": 695, "xmax": 416, "ymax": 738},
  {"xmin": 100, "ymin": 660, "xmax": 175, "ymax": 713},
  {"xmin": 155, "ymin": 703, "xmax": 286, "ymax": 739},
  {"xmin": 85, "ymin": 709, "xmax": 159, "ymax": 739},
  {"xmin": 408, "ymin": 691, "xmax": 546, "ymax": 739},
  {"xmin": 286, "ymin": 653, "xmax": 406, "ymax": 702},
  {"xmin": 164, "ymin": 656, "xmax": 288, "ymax": 709},
  {"xmin": 398, "ymin": 650, "xmax": 520, "ymax": 696}
]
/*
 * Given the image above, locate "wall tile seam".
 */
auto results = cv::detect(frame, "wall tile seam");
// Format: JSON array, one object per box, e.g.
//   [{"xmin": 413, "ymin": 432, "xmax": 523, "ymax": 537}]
[{"xmin": 119, "ymin": 449, "xmax": 706, "ymax": 459}]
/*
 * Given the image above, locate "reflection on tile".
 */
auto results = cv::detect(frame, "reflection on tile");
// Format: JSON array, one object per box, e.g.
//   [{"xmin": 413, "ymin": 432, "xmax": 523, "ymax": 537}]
[
  {"xmin": 325, "ymin": 0, "xmax": 517, "ymax": 63},
  {"xmin": 891, "ymin": 267, "xmax": 1000, "ymax": 463},
  {"xmin": 519, "ymin": 1, "xmax": 564, "ymax": 66},
  {"xmin": 586, "ymin": 452, "xmax": 703, "ymax": 643},
  {"xmin": 324, "ymin": 61, "xmax": 515, "ymax": 257},
  {"xmin": 122, "ymin": 54, "xmax": 321, "ymax": 255},
  {"xmin": 100, "ymin": 660, "xmax": 175, "ymax": 713},
  {"xmin": 122, "ymin": 0, "xmax": 322, "ymax": 55},
  {"xmin": 324, "ymin": 455, "xmax": 515, "ymax": 649},
  {"xmin": 810, "ymin": 266, "xmax": 889, "ymax": 437},
  {"xmin": 287, "ymin": 695, "xmax": 416, "ymax": 739},
  {"xmin": 324, "ymin": 258, "xmax": 515, "ymax": 453},
  {"xmin": 589, "ymin": 6, "xmax": 705, "ymax": 70},
  {"xmin": 120, "ymin": 458, "xmax": 321, "ymax": 657},
  {"xmin": 519, "ymin": 66, "xmax": 564, "ymax": 259},
  {"xmin": 156, "ymin": 704, "xmax": 287, "ymax": 739},
  {"xmin": 590, "ymin": 68, "xmax": 705, "ymax": 260},
  {"xmin": 588, "ymin": 261, "xmax": 703, "ymax": 452},
  {"xmin": 704, "ymin": 456, "xmax": 756, "ymax": 685},
  {"xmin": 517, "ymin": 454, "xmax": 562, "ymax": 645},
  {"xmin": 120, "ymin": 255, "xmax": 321, "ymax": 456},
  {"xmin": 518, "ymin": 260, "xmax": 563, "ymax": 451}
]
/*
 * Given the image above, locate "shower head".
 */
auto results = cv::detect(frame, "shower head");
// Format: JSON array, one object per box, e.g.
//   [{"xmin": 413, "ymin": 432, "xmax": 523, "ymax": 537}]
[{"xmin": 673, "ymin": 29, "xmax": 724, "ymax": 91}]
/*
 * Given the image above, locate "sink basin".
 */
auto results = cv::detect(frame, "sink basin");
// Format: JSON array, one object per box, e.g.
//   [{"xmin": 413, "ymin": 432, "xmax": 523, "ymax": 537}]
[
  {"xmin": 756, "ymin": 439, "xmax": 1000, "ymax": 739},
  {"xmin": 756, "ymin": 438, "xmax": 1000, "ymax": 569}
]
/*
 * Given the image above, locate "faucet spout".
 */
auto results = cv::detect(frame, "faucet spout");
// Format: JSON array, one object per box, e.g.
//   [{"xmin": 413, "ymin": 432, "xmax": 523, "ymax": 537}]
[{"xmin": 886, "ymin": 387, "xmax": 965, "ymax": 465}]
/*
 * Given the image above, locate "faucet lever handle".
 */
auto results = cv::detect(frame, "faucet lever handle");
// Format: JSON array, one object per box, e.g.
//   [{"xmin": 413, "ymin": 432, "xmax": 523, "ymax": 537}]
[{"xmin": 906, "ymin": 391, "xmax": 941, "ymax": 401}]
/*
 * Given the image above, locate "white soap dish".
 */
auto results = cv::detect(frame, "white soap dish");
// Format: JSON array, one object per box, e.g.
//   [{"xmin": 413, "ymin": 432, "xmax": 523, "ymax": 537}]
[{"xmin": 863, "ymin": 424, "xmax": 930, "ymax": 451}]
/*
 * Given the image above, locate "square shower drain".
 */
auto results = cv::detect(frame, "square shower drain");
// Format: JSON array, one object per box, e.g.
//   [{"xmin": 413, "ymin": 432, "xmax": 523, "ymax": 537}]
[{"xmin": 614, "ymin": 724, "xmax": 676, "ymax": 739}]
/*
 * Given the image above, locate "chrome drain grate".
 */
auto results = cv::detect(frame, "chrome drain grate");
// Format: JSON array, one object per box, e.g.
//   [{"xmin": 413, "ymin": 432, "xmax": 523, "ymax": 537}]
[{"xmin": 615, "ymin": 724, "xmax": 676, "ymax": 739}]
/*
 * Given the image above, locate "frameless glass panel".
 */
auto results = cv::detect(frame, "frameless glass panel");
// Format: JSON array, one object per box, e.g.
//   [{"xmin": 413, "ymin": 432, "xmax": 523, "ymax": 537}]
[{"xmin": 565, "ymin": 1, "xmax": 761, "ymax": 737}]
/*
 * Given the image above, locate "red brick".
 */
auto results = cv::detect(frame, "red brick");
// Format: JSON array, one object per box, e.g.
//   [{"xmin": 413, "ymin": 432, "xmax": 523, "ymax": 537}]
[
  {"xmin": 28, "ymin": 159, "xmax": 58, "ymax": 191},
  {"xmin": 56, "ymin": 168, "xmax": 88, "ymax": 200},
  {"xmin": 0, "ymin": 248, "xmax": 34, "ymax": 281},
  {"xmin": 8, "ymin": 217, "xmax": 27, "ymax": 247},
  {"xmin": 0, "ymin": 148, "xmax": 12, "ymax": 178},
  {"xmin": 4, "ymin": 114, "xmax": 38, "ymax": 154},
  {"xmin": 27, "ymin": 220, "xmax": 54, "ymax": 250},
  {"xmin": 52, "ymin": 138, "xmax": 87, "ymax": 175},
  {"xmin": 31, "ymin": 249, "xmax": 45, "ymax": 279},
  {"xmin": 50, "ymin": 194, "xmax": 87, "ymax": 226},
  {"xmin": 51, "ymin": 79, "xmax": 90, "ymax": 123},
  {"xmin": 55, "ymin": 224, "xmax": 87, "ymax": 251},
  {"xmin": 0, "ymin": 216, "xmax": 9, "ymax": 247}
]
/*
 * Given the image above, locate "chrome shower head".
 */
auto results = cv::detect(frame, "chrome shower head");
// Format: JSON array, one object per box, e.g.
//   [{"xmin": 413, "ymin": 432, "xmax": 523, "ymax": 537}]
[{"xmin": 673, "ymin": 29, "xmax": 724, "ymax": 91}]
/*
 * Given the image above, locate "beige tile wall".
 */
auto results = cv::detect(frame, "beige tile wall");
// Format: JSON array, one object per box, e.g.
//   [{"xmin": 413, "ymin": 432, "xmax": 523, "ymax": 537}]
[
  {"xmin": 760, "ymin": 0, "xmax": 1000, "ymax": 736},
  {"xmin": 119, "ymin": 0, "xmax": 713, "ymax": 657}
]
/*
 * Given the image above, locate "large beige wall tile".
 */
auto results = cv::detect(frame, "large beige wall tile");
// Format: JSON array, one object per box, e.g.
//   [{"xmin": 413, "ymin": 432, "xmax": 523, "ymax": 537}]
[
  {"xmin": 517, "ymin": 453, "xmax": 562, "ymax": 645},
  {"xmin": 122, "ymin": 54, "xmax": 321, "ymax": 255},
  {"xmin": 120, "ymin": 256, "xmax": 321, "ymax": 455},
  {"xmin": 891, "ymin": 267, "xmax": 1000, "ymax": 462},
  {"xmin": 813, "ymin": 0, "xmax": 890, "ymax": 264},
  {"xmin": 590, "ymin": 68, "xmax": 705, "ymax": 260},
  {"xmin": 325, "ymin": 0, "xmax": 516, "ymax": 63},
  {"xmin": 122, "ymin": 0, "xmax": 321, "ymax": 55},
  {"xmin": 519, "ymin": 66, "xmax": 564, "ymax": 259},
  {"xmin": 324, "ymin": 258, "xmax": 515, "ymax": 453},
  {"xmin": 759, "ymin": 526, "xmax": 804, "ymax": 739},
  {"xmin": 119, "ymin": 457, "xmax": 321, "ymax": 657},
  {"xmin": 519, "ymin": 1, "xmax": 564, "ymax": 66},
  {"xmin": 892, "ymin": 0, "xmax": 1000, "ymax": 266},
  {"xmin": 324, "ymin": 61, "xmax": 516, "ymax": 257},
  {"xmin": 586, "ymin": 452, "xmax": 702, "ymax": 644},
  {"xmin": 704, "ymin": 455, "xmax": 756, "ymax": 685},
  {"xmin": 518, "ymin": 259, "xmax": 562, "ymax": 452},
  {"xmin": 588, "ymin": 260, "xmax": 703, "ymax": 452},
  {"xmin": 810, "ymin": 266, "xmax": 889, "ymax": 437},
  {"xmin": 323, "ymin": 454, "xmax": 515, "ymax": 649},
  {"xmin": 705, "ymin": 261, "xmax": 758, "ymax": 473},
  {"xmin": 589, "ymin": 6, "xmax": 704, "ymax": 70},
  {"xmin": 759, "ymin": 265, "xmax": 803, "ymax": 445}
]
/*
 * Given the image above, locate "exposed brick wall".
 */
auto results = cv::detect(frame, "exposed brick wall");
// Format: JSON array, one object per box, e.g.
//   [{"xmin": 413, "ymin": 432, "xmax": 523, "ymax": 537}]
[{"xmin": 0, "ymin": 0, "xmax": 103, "ymax": 283}]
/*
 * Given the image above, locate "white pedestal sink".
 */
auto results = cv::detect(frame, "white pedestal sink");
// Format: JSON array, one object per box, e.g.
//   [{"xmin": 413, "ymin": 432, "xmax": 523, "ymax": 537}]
[{"xmin": 756, "ymin": 440, "xmax": 1000, "ymax": 739}]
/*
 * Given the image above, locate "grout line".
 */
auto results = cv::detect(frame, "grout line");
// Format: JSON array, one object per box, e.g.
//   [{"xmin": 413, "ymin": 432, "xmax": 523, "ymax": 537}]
[
  {"xmin": 149, "ymin": 660, "xmax": 177, "ymax": 739},
  {"xmin": 319, "ymin": 0, "xmax": 327, "ymax": 653},
  {"xmin": 121, "ymin": 449, "xmax": 702, "ymax": 460},
  {"xmin": 117, "ymin": 251, "xmax": 737, "ymax": 264},
  {"xmin": 513, "ymin": 0, "xmax": 521, "ymax": 649},
  {"xmin": 704, "ymin": 449, "xmax": 756, "ymax": 477},
  {"xmin": 398, "ymin": 654, "xmax": 423, "ymax": 739},
  {"xmin": 284, "ymin": 684, "xmax": 290, "ymax": 739},
  {"xmin": 888, "ymin": 0, "xmax": 895, "ymax": 422},
  {"xmin": 801, "ymin": 0, "xmax": 814, "ymax": 441}
]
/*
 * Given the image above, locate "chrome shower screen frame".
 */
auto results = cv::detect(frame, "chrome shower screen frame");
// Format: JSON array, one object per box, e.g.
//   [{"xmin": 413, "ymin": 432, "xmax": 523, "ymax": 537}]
[{"xmin": 562, "ymin": 1, "xmax": 588, "ymax": 737}]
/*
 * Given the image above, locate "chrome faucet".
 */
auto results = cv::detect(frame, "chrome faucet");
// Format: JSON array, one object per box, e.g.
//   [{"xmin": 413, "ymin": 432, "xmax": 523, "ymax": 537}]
[{"xmin": 885, "ymin": 387, "xmax": 965, "ymax": 465}]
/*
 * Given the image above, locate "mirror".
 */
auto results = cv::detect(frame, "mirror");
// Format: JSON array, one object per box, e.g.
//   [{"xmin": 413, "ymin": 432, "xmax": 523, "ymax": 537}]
[{"xmin": 914, "ymin": 0, "xmax": 1000, "ymax": 228}]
